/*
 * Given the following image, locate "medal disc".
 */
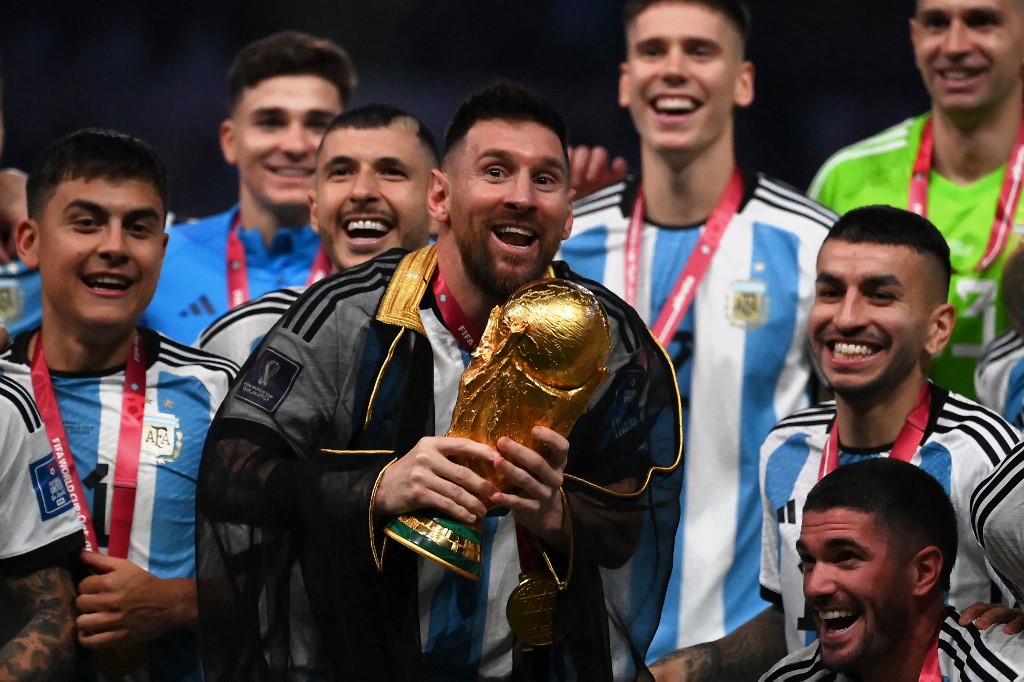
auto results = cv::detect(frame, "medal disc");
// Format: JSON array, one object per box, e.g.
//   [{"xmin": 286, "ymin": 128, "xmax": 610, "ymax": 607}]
[{"xmin": 506, "ymin": 573, "xmax": 569, "ymax": 646}]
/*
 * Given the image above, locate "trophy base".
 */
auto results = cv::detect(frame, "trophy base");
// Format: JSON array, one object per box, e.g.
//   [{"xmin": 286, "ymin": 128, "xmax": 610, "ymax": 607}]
[{"xmin": 384, "ymin": 513, "xmax": 483, "ymax": 580}]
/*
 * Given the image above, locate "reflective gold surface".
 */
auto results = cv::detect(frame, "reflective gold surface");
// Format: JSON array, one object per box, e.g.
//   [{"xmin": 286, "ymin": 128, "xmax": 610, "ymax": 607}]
[{"xmin": 448, "ymin": 279, "xmax": 611, "ymax": 488}]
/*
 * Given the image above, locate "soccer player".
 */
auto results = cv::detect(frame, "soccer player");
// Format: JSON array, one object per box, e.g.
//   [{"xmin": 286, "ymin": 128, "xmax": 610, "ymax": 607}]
[
  {"xmin": 0, "ymin": 376, "xmax": 83, "ymax": 680},
  {"xmin": 196, "ymin": 81, "xmax": 684, "ymax": 680},
  {"xmin": 558, "ymin": 0, "xmax": 835, "ymax": 658},
  {"xmin": 11, "ymin": 129, "xmax": 236, "ymax": 680},
  {"xmin": 0, "ymin": 73, "xmax": 40, "ymax": 338},
  {"xmin": 652, "ymin": 205, "xmax": 1018, "ymax": 681},
  {"xmin": 809, "ymin": 0, "xmax": 1024, "ymax": 398},
  {"xmin": 195, "ymin": 104, "xmax": 436, "ymax": 365},
  {"xmin": 140, "ymin": 31, "xmax": 355, "ymax": 343},
  {"xmin": 972, "ymin": 438, "xmax": 1024, "ymax": 606},
  {"xmin": 761, "ymin": 458, "xmax": 1024, "ymax": 682}
]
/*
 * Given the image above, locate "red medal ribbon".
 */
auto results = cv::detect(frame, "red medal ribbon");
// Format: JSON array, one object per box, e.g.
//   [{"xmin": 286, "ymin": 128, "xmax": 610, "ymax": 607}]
[
  {"xmin": 226, "ymin": 213, "xmax": 330, "ymax": 308},
  {"xmin": 514, "ymin": 521, "xmax": 547, "ymax": 574},
  {"xmin": 432, "ymin": 270, "xmax": 483, "ymax": 351},
  {"xmin": 918, "ymin": 629, "xmax": 942, "ymax": 682},
  {"xmin": 909, "ymin": 112, "xmax": 1024, "ymax": 272},
  {"xmin": 819, "ymin": 382, "xmax": 931, "ymax": 480},
  {"xmin": 624, "ymin": 169, "xmax": 744, "ymax": 347},
  {"xmin": 30, "ymin": 332, "xmax": 147, "ymax": 559}
]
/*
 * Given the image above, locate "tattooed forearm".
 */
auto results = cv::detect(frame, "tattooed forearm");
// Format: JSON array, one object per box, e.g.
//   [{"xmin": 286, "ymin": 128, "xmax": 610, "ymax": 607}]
[
  {"xmin": 0, "ymin": 564, "xmax": 77, "ymax": 681},
  {"xmin": 650, "ymin": 606, "xmax": 786, "ymax": 682}
]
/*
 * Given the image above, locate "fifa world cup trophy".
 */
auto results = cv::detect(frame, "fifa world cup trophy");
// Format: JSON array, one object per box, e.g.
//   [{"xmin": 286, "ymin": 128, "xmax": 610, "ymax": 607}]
[{"xmin": 383, "ymin": 279, "xmax": 611, "ymax": 580}]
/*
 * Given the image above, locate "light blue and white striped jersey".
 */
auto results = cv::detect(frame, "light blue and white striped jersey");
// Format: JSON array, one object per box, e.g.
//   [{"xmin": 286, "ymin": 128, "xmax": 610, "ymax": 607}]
[
  {"xmin": 0, "ymin": 373, "xmax": 83, "ymax": 572},
  {"xmin": 0, "ymin": 260, "xmax": 42, "ymax": 339},
  {"xmin": 196, "ymin": 286, "xmax": 304, "ymax": 366},
  {"xmin": 975, "ymin": 328, "xmax": 1024, "ymax": 429},
  {"xmin": 760, "ymin": 387, "xmax": 1017, "ymax": 654},
  {"xmin": 559, "ymin": 174, "xmax": 833, "ymax": 656},
  {"xmin": 0, "ymin": 328, "xmax": 237, "ymax": 682}
]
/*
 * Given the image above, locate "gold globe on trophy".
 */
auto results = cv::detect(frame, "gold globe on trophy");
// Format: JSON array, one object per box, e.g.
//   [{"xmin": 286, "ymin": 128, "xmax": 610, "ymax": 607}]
[{"xmin": 383, "ymin": 278, "xmax": 612, "ymax": 580}]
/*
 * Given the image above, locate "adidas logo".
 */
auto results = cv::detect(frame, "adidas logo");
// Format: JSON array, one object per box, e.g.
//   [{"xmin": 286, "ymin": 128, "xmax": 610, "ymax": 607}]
[{"xmin": 179, "ymin": 295, "xmax": 217, "ymax": 317}]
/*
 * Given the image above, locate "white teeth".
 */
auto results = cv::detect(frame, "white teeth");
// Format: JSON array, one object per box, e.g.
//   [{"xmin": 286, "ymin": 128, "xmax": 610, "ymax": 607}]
[
  {"xmin": 834, "ymin": 342, "xmax": 874, "ymax": 359},
  {"xmin": 345, "ymin": 220, "xmax": 388, "ymax": 234},
  {"xmin": 497, "ymin": 226, "xmax": 534, "ymax": 237},
  {"xmin": 942, "ymin": 70, "xmax": 972, "ymax": 81},
  {"xmin": 275, "ymin": 168, "xmax": 312, "ymax": 177},
  {"xmin": 654, "ymin": 96, "xmax": 697, "ymax": 113},
  {"xmin": 820, "ymin": 609, "xmax": 855, "ymax": 620},
  {"xmin": 88, "ymin": 275, "xmax": 129, "ymax": 288}
]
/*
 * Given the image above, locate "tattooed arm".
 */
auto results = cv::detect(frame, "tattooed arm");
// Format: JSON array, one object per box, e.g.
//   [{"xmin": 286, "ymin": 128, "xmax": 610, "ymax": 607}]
[
  {"xmin": 649, "ymin": 605, "xmax": 786, "ymax": 682},
  {"xmin": 0, "ymin": 560, "xmax": 77, "ymax": 681}
]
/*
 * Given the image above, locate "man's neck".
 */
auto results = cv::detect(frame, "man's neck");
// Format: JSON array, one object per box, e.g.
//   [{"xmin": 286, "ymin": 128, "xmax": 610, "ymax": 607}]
[
  {"xmin": 237, "ymin": 190, "xmax": 309, "ymax": 247},
  {"xmin": 931, "ymin": 99, "xmax": 1022, "ymax": 185},
  {"xmin": 433, "ymin": 239, "xmax": 497, "ymax": 334},
  {"xmin": 33, "ymin": 325, "xmax": 137, "ymax": 373},
  {"xmin": 834, "ymin": 374, "xmax": 929, "ymax": 449},
  {"xmin": 638, "ymin": 139, "xmax": 736, "ymax": 226},
  {"xmin": 856, "ymin": 601, "xmax": 944, "ymax": 682}
]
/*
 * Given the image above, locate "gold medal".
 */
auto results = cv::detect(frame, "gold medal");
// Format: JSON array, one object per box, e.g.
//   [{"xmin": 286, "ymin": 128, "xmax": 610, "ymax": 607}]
[
  {"xmin": 93, "ymin": 642, "xmax": 148, "ymax": 677},
  {"xmin": 506, "ymin": 573, "xmax": 569, "ymax": 646}
]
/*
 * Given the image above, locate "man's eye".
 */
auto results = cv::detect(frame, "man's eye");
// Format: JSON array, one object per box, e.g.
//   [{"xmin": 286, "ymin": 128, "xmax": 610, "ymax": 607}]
[
  {"xmin": 329, "ymin": 167, "xmax": 352, "ymax": 178},
  {"xmin": 382, "ymin": 167, "xmax": 408, "ymax": 178},
  {"xmin": 486, "ymin": 167, "xmax": 506, "ymax": 179}
]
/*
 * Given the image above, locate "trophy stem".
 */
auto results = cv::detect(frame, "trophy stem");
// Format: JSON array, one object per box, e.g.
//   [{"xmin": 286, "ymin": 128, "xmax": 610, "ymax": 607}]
[{"xmin": 384, "ymin": 512, "xmax": 484, "ymax": 580}]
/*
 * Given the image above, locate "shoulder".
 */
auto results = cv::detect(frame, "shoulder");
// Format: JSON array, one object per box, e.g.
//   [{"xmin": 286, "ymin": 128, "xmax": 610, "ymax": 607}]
[
  {"xmin": 165, "ymin": 207, "xmax": 235, "ymax": 250},
  {"xmin": 197, "ymin": 287, "xmax": 304, "ymax": 348},
  {"xmin": 977, "ymin": 328, "xmax": 1024, "ymax": 373},
  {"xmin": 759, "ymin": 642, "xmax": 835, "ymax": 682},
  {"xmin": 278, "ymin": 250, "xmax": 405, "ymax": 343},
  {"xmin": 808, "ymin": 116, "xmax": 921, "ymax": 197},
  {"xmin": 933, "ymin": 389, "xmax": 1018, "ymax": 464},
  {"xmin": 742, "ymin": 173, "xmax": 837, "ymax": 234},
  {"xmin": 0, "ymin": 372, "xmax": 43, "ymax": 435},
  {"xmin": 940, "ymin": 608, "xmax": 1024, "ymax": 680},
  {"xmin": 567, "ymin": 179, "xmax": 635, "ymax": 238},
  {"xmin": 148, "ymin": 329, "xmax": 240, "ymax": 383},
  {"xmin": 771, "ymin": 401, "xmax": 836, "ymax": 436}
]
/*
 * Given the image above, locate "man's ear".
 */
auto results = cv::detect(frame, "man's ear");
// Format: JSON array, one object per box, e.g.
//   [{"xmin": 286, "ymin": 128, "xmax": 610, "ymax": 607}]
[
  {"xmin": 308, "ymin": 190, "xmax": 321, "ymax": 235},
  {"xmin": 924, "ymin": 302, "xmax": 955, "ymax": 357},
  {"xmin": 909, "ymin": 545, "xmax": 944, "ymax": 597},
  {"xmin": 427, "ymin": 169, "xmax": 451, "ymax": 224},
  {"xmin": 219, "ymin": 119, "xmax": 237, "ymax": 166},
  {"xmin": 16, "ymin": 219, "xmax": 40, "ymax": 269}
]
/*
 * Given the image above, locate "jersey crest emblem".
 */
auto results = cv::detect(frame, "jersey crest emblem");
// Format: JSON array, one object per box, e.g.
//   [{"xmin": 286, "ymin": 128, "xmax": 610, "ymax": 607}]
[
  {"xmin": 726, "ymin": 279, "xmax": 769, "ymax": 329},
  {"xmin": 143, "ymin": 410, "xmax": 183, "ymax": 464},
  {"xmin": 0, "ymin": 281, "xmax": 24, "ymax": 324}
]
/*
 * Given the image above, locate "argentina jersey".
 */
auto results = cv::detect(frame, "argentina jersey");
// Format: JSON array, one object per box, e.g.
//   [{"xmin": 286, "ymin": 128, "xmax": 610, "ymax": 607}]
[
  {"xmin": 196, "ymin": 286, "xmax": 306, "ymax": 367},
  {"xmin": 974, "ymin": 328, "xmax": 1024, "ymax": 428},
  {"xmin": 760, "ymin": 387, "xmax": 1017, "ymax": 654},
  {"xmin": 0, "ymin": 260, "xmax": 43, "ymax": 339},
  {"xmin": 560, "ymin": 174, "xmax": 833, "ymax": 656},
  {"xmin": 0, "ymin": 327, "xmax": 237, "ymax": 682}
]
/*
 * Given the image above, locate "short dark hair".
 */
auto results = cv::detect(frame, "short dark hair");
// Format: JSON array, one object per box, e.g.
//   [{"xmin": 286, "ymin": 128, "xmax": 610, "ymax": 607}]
[
  {"xmin": 26, "ymin": 128, "xmax": 168, "ymax": 220},
  {"xmin": 804, "ymin": 458, "xmax": 958, "ymax": 591},
  {"xmin": 443, "ymin": 81, "xmax": 568, "ymax": 163},
  {"xmin": 825, "ymin": 204, "xmax": 952, "ymax": 295},
  {"xmin": 623, "ymin": 0, "xmax": 752, "ymax": 46},
  {"xmin": 228, "ymin": 31, "xmax": 356, "ymax": 111},
  {"xmin": 319, "ymin": 104, "xmax": 438, "ymax": 166}
]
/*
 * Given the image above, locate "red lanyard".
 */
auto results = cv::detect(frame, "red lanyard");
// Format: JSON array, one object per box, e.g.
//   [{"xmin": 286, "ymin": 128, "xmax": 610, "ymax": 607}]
[
  {"xmin": 624, "ymin": 169, "xmax": 744, "ymax": 347},
  {"xmin": 909, "ymin": 112, "xmax": 1024, "ymax": 272},
  {"xmin": 432, "ymin": 270, "xmax": 482, "ymax": 351},
  {"xmin": 226, "ymin": 214, "xmax": 330, "ymax": 308},
  {"xmin": 919, "ymin": 630, "xmax": 942, "ymax": 682},
  {"xmin": 819, "ymin": 382, "xmax": 931, "ymax": 480},
  {"xmin": 30, "ymin": 332, "xmax": 147, "ymax": 558}
]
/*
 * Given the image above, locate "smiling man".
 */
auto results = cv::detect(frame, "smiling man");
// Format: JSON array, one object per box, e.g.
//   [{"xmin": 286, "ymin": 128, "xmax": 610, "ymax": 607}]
[
  {"xmin": 810, "ymin": 0, "xmax": 1024, "ymax": 399},
  {"xmin": 194, "ymin": 105, "xmax": 435, "ymax": 365},
  {"xmin": 8, "ymin": 129, "xmax": 236, "ymax": 681},
  {"xmin": 761, "ymin": 458, "xmax": 1024, "ymax": 682},
  {"xmin": 196, "ymin": 81, "xmax": 683, "ymax": 680},
  {"xmin": 141, "ymin": 32, "xmax": 355, "ymax": 343},
  {"xmin": 652, "ymin": 205, "xmax": 1018, "ymax": 681},
  {"xmin": 558, "ymin": 0, "xmax": 835, "ymax": 659}
]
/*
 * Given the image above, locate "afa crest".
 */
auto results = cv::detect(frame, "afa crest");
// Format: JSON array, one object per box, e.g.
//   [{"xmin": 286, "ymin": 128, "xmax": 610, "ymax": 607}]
[
  {"xmin": 142, "ymin": 410, "xmax": 183, "ymax": 464},
  {"xmin": 726, "ymin": 279, "xmax": 769, "ymax": 329},
  {"xmin": 0, "ymin": 282, "xmax": 24, "ymax": 323}
]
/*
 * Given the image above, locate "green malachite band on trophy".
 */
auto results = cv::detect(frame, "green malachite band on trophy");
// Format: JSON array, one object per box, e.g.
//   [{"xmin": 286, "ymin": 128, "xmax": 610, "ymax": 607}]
[{"xmin": 384, "ymin": 514, "xmax": 483, "ymax": 580}]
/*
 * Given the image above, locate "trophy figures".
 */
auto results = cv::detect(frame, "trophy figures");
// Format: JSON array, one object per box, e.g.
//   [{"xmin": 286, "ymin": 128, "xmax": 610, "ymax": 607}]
[{"xmin": 383, "ymin": 278, "xmax": 611, "ymax": 579}]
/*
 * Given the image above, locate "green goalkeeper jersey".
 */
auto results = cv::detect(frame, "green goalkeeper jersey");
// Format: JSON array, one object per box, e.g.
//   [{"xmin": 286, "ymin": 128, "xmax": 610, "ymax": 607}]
[{"xmin": 810, "ymin": 113, "xmax": 1023, "ymax": 398}]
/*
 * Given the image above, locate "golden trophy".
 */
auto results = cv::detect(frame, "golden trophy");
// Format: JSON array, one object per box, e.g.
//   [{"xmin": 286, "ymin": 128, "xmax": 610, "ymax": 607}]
[{"xmin": 383, "ymin": 278, "xmax": 612, "ymax": 580}]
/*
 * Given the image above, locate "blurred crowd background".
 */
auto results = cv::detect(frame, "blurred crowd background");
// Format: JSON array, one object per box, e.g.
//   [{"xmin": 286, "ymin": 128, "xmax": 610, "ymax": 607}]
[{"xmin": 2, "ymin": 0, "xmax": 924, "ymax": 220}]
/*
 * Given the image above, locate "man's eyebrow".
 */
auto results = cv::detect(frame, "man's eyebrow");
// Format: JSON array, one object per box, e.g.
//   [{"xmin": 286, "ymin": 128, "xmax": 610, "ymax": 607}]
[
  {"xmin": 815, "ymin": 272, "xmax": 902, "ymax": 288},
  {"xmin": 64, "ymin": 199, "xmax": 107, "ymax": 215},
  {"xmin": 123, "ymin": 207, "xmax": 162, "ymax": 223},
  {"xmin": 477, "ymin": 148, "xmax": 567, "ymax": 174}
]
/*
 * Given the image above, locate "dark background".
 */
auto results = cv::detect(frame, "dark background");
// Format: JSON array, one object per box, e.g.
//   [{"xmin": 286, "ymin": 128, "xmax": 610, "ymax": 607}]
[{"xmin": 1, "ymin": 1, "xmax": 926, "ymax": 219}]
